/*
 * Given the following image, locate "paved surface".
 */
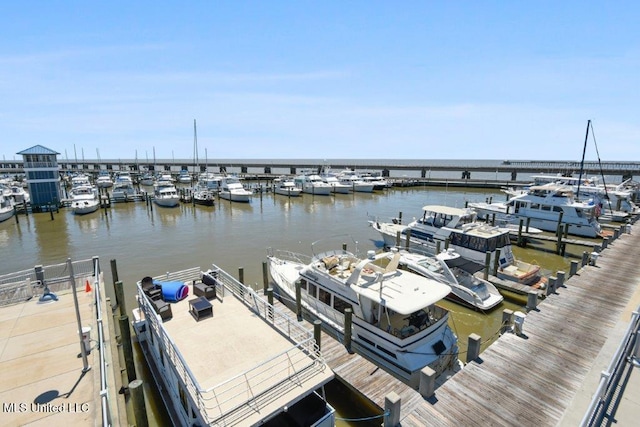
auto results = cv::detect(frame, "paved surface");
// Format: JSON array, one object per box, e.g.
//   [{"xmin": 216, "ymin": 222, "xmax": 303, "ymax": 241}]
[{"xmin": 0, "ymin": 287, "xmax": 98, "ymax": 426}]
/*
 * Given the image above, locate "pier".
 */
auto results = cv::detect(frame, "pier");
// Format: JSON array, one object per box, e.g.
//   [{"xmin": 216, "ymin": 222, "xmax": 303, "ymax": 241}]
[{"xmin": 273, "ymin": 220, "xmax": 640, "ymax": 426}]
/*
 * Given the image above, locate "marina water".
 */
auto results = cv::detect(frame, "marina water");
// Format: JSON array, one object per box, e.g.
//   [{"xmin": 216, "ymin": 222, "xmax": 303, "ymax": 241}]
[{"xmin": 0, "ymin": 184, "xmax": 577, "ymax": 425}]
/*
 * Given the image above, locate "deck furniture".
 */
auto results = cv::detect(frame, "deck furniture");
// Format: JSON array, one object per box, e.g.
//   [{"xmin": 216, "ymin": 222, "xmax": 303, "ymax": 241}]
[{"xmin": 189, "ymin": 296, "xmax": 213, "ymax": 321}]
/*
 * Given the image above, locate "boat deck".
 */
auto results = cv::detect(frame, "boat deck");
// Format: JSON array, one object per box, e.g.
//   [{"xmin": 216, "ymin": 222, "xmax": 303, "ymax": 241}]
[
  {"xmin": 146, "ymin": 286, "xmax": 334, "ymax": 425},
  {"xmin": 276, "ymin": 221, "xmax": 640, "ymax": 426}
]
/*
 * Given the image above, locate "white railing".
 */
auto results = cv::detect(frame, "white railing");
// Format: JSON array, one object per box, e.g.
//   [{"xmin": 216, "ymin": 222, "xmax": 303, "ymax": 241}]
[{"xmin": 580, "ymin": 305, "xmax": 640, "ymax": 426}]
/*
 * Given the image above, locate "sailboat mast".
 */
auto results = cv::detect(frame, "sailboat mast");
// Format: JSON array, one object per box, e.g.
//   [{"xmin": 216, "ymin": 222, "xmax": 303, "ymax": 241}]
[
  {"xmin": 193, "ymin": 119, "xmax": 198, "ymax": 175},
  {"xmin": 576, "ymin": 119, "xmax": 590, "ymax": 202}
]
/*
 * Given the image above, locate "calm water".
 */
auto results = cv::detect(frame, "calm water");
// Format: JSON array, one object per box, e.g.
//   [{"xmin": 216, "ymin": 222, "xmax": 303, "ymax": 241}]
[{"xmin": 0, "ymin": 184, "xmax": 579, "ymax": 425}]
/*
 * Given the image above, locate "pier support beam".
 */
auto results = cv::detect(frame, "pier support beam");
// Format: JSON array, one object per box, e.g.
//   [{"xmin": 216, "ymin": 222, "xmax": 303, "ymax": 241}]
[
  {"xmin": 262, "ymin": 261, "xmax": 268, "ymax": 295},
  {"xmin": 419, "ymin": 366, "xmax": 436, "ymax": 398},
  {"xmin": 556, "ymin": 271, "xmax": 566, "ymax": 288},
  {"xmin": 581, "ymin": 251, "xmax": 589, "ymax": 267},
  {"xmin": 295, "ymin": 280, "xmax": 302, "ymax": 321},
  {"xmin": 466, "ymin": 333, "xmax": 482, "ymax": 363},
  {"xmin": 384, "ymin": 392, "xmax": 401, "ymax": 427},
  {"xmin": 547, "ymin": 276, "xmax": 557, "ymax": 295},
  {"xmin": 114, "ymin": 281, "xmax": 126, "ymax": 316}
]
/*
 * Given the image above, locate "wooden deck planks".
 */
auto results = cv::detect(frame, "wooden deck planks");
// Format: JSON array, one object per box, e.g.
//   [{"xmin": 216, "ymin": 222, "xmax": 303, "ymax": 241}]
[{"xmin": 272, "ymin": 225, "xmax": 640, "ymax": 426}]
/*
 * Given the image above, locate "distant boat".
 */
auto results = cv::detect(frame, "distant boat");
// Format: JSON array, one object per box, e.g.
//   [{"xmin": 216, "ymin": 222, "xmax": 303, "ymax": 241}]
[
  {"xmin": 153, "ymin": 182, "xmax": 180, "ymax": 208},
  {"xmin": 219, "ymin": 175, "xmax": 252, "ymax": 202},
  {"xmin": 0, "ymin": 194, "xmax": 16, "ymax": 222},
  {"xmin": 273, "ymin": 177, "xmax": 302, "ymax": 197},
  {"xmin": 95, "ymin": 171, "xmax": 113, "ymax": 189}
]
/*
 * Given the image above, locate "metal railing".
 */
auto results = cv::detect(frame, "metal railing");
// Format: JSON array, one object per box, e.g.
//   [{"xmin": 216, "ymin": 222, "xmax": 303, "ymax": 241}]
[{"xmin": 580, "ymin": 305, "xmax": 640, "ymax": 426}]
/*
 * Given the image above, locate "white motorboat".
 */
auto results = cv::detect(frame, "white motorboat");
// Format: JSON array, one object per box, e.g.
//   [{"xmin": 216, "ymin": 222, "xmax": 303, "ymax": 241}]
[
  {"xmin": 273, "ymin": 177, "xmax": 302, "ymax": 197},
  {"xmin": 337, "ymin": 169, "xmax": 374, "ymax": 193},
  {"xmin": 294, "ymin": 173, "xmax": 332, "ymax": 196},
  {"xmin": 176, "ymin": 170, "xmax": 192, "ymax": 184},
  {"xmin": 70, "ymin": 184, "xmax": 100, "ymax": 215},
  {"xmin": 95, "ymin": 171, "xmax": 113, "ymax": 188},
  {"xmin": 370, "ymin": 205, "xmax": 543, "ymax": 285},
  {"xmin": 387, "ymin": 249, "xmax": 504, "ymax": 311},
  {"xmin": 219, "ymin": 175, "xmax": 252, "ymax": 202},
  {"xmin": 153, "ymin": 183, "xmax": 180, "ymax": 207},
  {"xmin": 132, "ymin": 265, "xmax": 335, "ymax": 427},
  {"xmin": 138, "ymin": 172, "xmax": 155, "ymax": 186},
  {"xmin": 0, "ymin": 194, "xmax": 16, "ymax": 223},
  {"xmin": 192, "ymin": 188, "xmax": 215, "ymax": 206},
  {"xmin": 321, "ymin": 174, "xmax": 352, "ymax": 194},
  {"xmin": 5, "ymin": 183, "xmax": 30, "ymax": 204},
  {"xmin": 267, "ymin": 242, "xmax": 459, "ymax": 388},
  {"xmin": 469, "ymin": 183, "xmax": 603, "ymax": 238},
  {"xmin": 197, "ymin": 172, "xmax": 223, "ymax": 192},
  {"xmin": 361, "ymin": 172, "xmax": 390, "ymax": 190}
]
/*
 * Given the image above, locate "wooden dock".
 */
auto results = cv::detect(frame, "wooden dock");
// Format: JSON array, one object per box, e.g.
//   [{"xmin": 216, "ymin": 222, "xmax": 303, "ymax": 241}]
[{"xmin": 275, "ymin": 221, "xmax": 640, "ymax": 426}]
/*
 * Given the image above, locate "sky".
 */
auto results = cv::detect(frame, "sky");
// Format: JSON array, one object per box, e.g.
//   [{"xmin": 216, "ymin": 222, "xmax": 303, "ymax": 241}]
[{"xmin": 1, "ymin": 1, "xmax": 639, "ymax": 162}]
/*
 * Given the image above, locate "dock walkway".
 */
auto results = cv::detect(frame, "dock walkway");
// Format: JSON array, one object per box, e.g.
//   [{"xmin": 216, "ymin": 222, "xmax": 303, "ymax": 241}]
[{"xmin": 277, "ymin": 223, "xmax": 640, "ymax": 426}]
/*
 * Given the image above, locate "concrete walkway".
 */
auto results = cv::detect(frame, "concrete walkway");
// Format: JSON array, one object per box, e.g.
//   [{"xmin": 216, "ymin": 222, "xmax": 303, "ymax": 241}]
[{"xmin": 0, "ymin": 287, "xmax": 99, "ymax": 426}]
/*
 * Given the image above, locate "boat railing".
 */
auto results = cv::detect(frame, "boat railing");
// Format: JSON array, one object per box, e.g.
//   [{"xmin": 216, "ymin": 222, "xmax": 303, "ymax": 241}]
[
  {"xmin": 580, "ymin": 305, "xmax": 640, "ymax": 426},
  {"xmin": 266, "ymin": 248, "xmax": 313, "ymax": 266},
  {"xmin": 142, "ymin": 265, "xmax": 327, "ymax": 426}
]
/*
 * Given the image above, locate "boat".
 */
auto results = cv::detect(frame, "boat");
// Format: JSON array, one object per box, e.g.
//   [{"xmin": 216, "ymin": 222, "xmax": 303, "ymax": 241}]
[
  {"xmin": 198, "ymin": 172, "xmax": 223, "ymax": 192},
  {"xmin": 114, "ymin": 171, "xmax": 134, "ymax": 185},
  {"xmin": 320, "ymin": 167, "xmax": 352, "ymax": 194},
  {"xmin": 192, "ymin": 188, "xmax": 215, "ymax": 206},
  {"xmin": 138, "ymin": 172, "xmax": 155, "ymax": 186},
  {"xmin": 70, "ymin": 184, "xmax": 100, "ymax": 215},
  {"xmin": 132, "ymin": 265, "xmax": 335, "ymax": 427},
  {"xmin": 0, "ymin": 193, "xmax": 16, "ymax": 222},
  {"xmin": 219, "ymin": 175, "xmax": 252, "ymax": 202},
  {"xmin": 360, "ymin": 173, "xmax": 390, "ymax": 191},
  {"xmin": 153, "ymin": 182, "xmax": 180, "ymax": 207},
  {"xmin": 337, "ymin": 169, "xmax": 374, "ymax": 193},
  {"xmin": 95, "ymin": 171, "xmax": 113, "ymax": 188},
  {"xmin": 293, "ymin": 172, "xmax": 332, "ymax": 196},
  {"xmin": 469, "ymin": 183, "xmax": 603, "ymax": 238},
  {"xmin": 369, "ymin": 205, "xmax": 543, "ymax": 285},
  {"xmin": 273, "ymin": 177, "xmax": 302, "ymax": 197},
  {"xmin": 386, "ymin": 248, "xmax": 504, "ymax": 311},
  {"xmin": 267, "ymin": 240, "xmax": 459, "ymax": 388},
  {"xmin": 70, "ymin": 173, "xmax": 91, "ymax": 188},
  {"xmin": 176, "ymin": 170, "xmax": 192, "ymax": 184}
]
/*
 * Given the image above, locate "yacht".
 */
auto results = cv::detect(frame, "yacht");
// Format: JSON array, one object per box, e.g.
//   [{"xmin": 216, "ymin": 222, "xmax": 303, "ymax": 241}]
[
  {"xmin": 320, "ymin": 167, "xmax": 352, "ymax": 194},
  {"xmin": 132, "ymin": 265, "xmax": 335, "ymax": 427},
  {"xmin": 177, "ymin": 170, "xmax": 193, "ymax": 184},
  {"xmin": 219, "ymin": 175, "xmax": 252, "ymax": 202},
  {"xmin": 153, "ymin": 182, "xmax": 180, "ymax": 207},
  {"xmin": 138, "ymin": 172, "xmax": 155, "ymax": 186},
  {"xmin": 387, "ymin": 249, "xmax": 504, "ymax": 311},
  {"xmin": 294, "ymin": 173, "xmax": 332, "ymax": 196},
  {"xmin": 95, "ymin": 171, "xmax": 113, "ymax": 189},
  {"xmin": 273, "ymin": 177, "xmax": 302, "ymax": 197},
  {"xmin": 469, "ymin": 183, "xmax": 603, "ymax": 238},
  {"xmin": 369, "ymin": 205, "xmax": 543, "ymax": 284},
  {"xmin": 267, "ymin": 242, "xmax": 459, "ymax": 388},
  {"xmin": 337, "ymin": 169, "xmax": 374, "ymax": 193},
  {"xmin": 0, "ymin": 193, "xmax": 16, "ymax": 223},
  {"xmin": 198, "ymin": 172, "xmax": 223, "ymax": 192},
  {"xmin": 361, "ymin": 172, "xmax": 390, "ymax": 190},
  {"xmin": 70, "ymin": 184, "xmax": 100, "ymax": 215}
]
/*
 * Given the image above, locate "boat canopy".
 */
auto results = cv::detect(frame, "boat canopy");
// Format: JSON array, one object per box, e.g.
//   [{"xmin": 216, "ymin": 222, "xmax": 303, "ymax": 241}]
[
  {"xmin": 346, "ymin": 255, "xmax": 451, "ymax": 315},
  {"xmin": 421, "ymin": 205, "xmax": 469, "ymax": 217}
]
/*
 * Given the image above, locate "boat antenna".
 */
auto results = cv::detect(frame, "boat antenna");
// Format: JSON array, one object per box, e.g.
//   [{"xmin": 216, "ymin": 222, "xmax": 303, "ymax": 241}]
[
  {"xmin": 193, "ymin": 119, "xmax": 198, "ymax": 176},
  {"xmin": 576, "ymin": 120, "xmax": 590, "ymax": 202}
]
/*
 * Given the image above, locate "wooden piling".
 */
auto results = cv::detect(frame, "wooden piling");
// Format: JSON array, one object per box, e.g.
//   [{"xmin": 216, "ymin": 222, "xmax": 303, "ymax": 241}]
[
  {"xmin": 569, "ymin": 260, "xmax": 579, "ymax": 277},
  {"xmin": 395, "ymin": 230, "xmax": 401, "ymax": 248},
  {"xmin": 313, "ymin": 320, "xmax": 322, "ymax": 351},
  {"xmin": 502, "ymin": 309, "xmax": 514, "ymax": 334},
  {"xmin": 119, "ymin": 315, "xmax": 136, "ymax": 383},
  {"xmin": 547, "ymin": 277, "xmax": 557, "ymax": 295},
  {"xmin": 262, "ymin": 261, "xmax": 268, "ymax": 295},
  {"xmin": 466, "ymin": 333, "xmax": 482, "ymax": 363},
  {"xmin": 405, "ymin": 229, "xmax": 411, "ymax": 251},
  {"xmin": 484, "ymin": 251, "xmax": 491, "ymax": 280},
  {"xmin": 110, "ymin": 259, "xmax": 119, "ymax": 285},
  {"xmin": 114, "ymin": 281, "xmax": 126, "ymax": 316},
  {"xmin": 526, "ymin": 290, "xmax": 538, "ymax": 311},
  {"xmin": 344, "ymin": 308, "xmax": 353, "ymax": 352},
  {"xmin": 238, "ymin": 267, "xmax": 244, "ymax": 284},
  {"xmin": 384, "ymin": 392, "xmax": 401, "ymax": 427},
  {"xmin": 581, "ymin": 251, "xmax": 589, "ymax": 267},
  {"xmin": 295, "ymin": 280, "xmax": 302, "ymax": 321},
  {"xmin": 557, "ymin": 271, "xmax": 566, "ymax": 288},
  {"xmin": 129, "ymin": 379, "xmax": 149, "ymax": 427},
  {"xmin": 418, "ymin": 366, "xmax": 436, "ymax": 398}
]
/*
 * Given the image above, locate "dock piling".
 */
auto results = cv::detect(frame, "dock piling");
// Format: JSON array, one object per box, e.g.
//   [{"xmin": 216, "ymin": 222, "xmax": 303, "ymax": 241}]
[
  {"xmin": 466, "ymin": 333, "xmax": 482, "ymax": 363},
  {"xmin": 557, "ymin": 271, "xmax": 566, "ymax": 288},
  {"xmin": 418, "ymin": 366, "xmax": 436, "ymax": 398},
  {"xmin": 114, "ymin": 281, "xmax": 126, "ymax": 316},
  {"xmin": 547, "ymin": 277, "xmax": 557, "ymax": 295},
  {"xmin": 119, "ymin": 315, "xmax": 136, "ymax": 383},
  {"xmin": 502, "ymin": 309, "xmax": 514, "ymax": 334},
  {"xmin": 313, "ymin": 320, "xmax": 322, "ymax": 352},
  {"xmin": 384, "ymin": 392, "xmax": 401, "ymax": 427},
  {"xmin": 129, "ymin": 379, "xmax": 149, "ymax": 427},
  {"xmin": 526, "ymin": 290, "xmax": 538, "ymax": 311},
  {"xmin": 262, "ymin": 261, "xmax": 268, "ymax": 295},
  {"xmin": 295, "ymin": 280, "xmax": 302, "ymax": 321},
  {"xmin": 344, "ymin": 308, "xmax": 353, "ymax": 352},
  {"xmin": 484, "ymin": 251, "xmax": 491, "ymax": 280},
  {"xmin": 570, "ymin": 260, "xmax": 579, "ymax": 277}
]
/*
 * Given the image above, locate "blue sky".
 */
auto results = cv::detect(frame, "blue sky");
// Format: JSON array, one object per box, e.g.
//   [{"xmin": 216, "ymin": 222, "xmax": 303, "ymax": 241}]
[{"xmin": 1, "ymin": 1, "xmax": 638, "ymax": 162}]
